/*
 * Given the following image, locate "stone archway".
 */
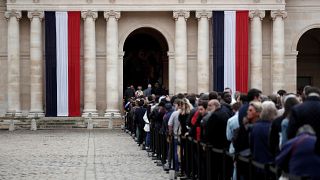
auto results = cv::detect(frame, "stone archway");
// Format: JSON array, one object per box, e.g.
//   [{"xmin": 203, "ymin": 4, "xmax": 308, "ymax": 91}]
[
  {"xmin": 123, "ymin": 27, "xmax": 169, "ymax": 93},
  {"xmin": 297, "ymin": 28, "xmax": 320, "ymax": 93}
]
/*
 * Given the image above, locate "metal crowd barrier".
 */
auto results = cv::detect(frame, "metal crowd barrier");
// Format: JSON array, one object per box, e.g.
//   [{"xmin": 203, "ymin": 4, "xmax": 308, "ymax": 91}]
[{"xmin": 123, "ymin": 115, "xmax": 310, "ymax": 180}]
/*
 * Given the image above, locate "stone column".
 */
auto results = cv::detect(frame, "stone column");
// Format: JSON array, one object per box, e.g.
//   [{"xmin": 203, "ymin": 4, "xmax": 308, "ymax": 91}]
[
  {"xmin": 27, "ymin": 11, "xmax": 44, "ymax": 117},
  {"xmin": 81, "ymin": 11, "xmax": 99, "ymax": 117},
  {"xmin": 104, "ymin": 11, "xmax": 121, "ymax": 118},
  {"xmin": 196, "ymin": 10, "xmax": 212, "ymax": 94},
  {"xmin": 285, "ymin": 51, "xmax": 298, "ymax": 93},
  {"xmin": 5, "ymin": 10, "xmax": 22, "ymax": 117},
  {"xmin": 168, "ymin": 52, "xmax": 175, "ymax": 95},
  {"xmin": 271, "ymin": 10, "xmax": 287, "ymax": 93},
  {"xmin": 173, "ymin": 10, "xmax": 189, "ymax": 94},
  {"xmin": 249, "ymin": 10, "xmax": 265, "ymax": 90}
]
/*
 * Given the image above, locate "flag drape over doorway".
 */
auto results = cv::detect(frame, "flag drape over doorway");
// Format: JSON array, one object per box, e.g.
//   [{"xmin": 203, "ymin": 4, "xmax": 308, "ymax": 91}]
[
  {"xmin": 45, "ymin": 11, "xmax": 80, "ymax": 117},
  {"xmin": 213, "ymin": 11, "xmax": 249, "ymax": 93}
]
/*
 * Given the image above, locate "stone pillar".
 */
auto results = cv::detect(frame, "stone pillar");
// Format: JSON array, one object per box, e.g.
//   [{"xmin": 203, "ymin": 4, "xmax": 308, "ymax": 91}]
[
  {"xmin": 119, "ymin": 51, "xmax": 124, "ymax": 114},
  {"xmin": 104, "ymin": 11, "xmax": 121, "ymax": 118},
  {"xmin": 196, "ymin": 10, "xmax": 212, "ymax": 94},
  {"xmin": 173, "ymin": 10, "xmax": 189, "ymax": 94},
  {"xmin": 27, "ymin": 11, "xmax": 44, "ymax": 117},
  {"xmin": 249, "ymin": 10, "xmax": 265, "ymax": 90},
  {"xmin": 285, "ymin": 51, "xmax": 298, "ymax": 93},
  {"xmin": 168, "ymin": 52, "xmax": 175, "ymax": 95},
  {"xmin": 81, "ymin": 11, "xmax": 99, "ymax": 117},
  {"xmin": 5, "ymin": 10, "xmax": 22, "ymax": 117},
  {"xmin": 271, "ymin": 10, "xmax": 287, "ymax": 93}
]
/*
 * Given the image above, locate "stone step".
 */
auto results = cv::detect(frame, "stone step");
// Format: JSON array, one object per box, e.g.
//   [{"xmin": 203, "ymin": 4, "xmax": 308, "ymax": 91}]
[{"xmin": 0, "ymin": 117, "xmax": 124, "ymax": 130}]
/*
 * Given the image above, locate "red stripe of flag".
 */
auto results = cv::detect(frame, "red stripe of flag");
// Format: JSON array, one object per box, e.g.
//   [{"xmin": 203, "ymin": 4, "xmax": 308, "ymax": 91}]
[
  {"xmin": 68, "ymin": 11, "xmax": 81, "ymax": 116},
  {"xmin": 236, "ymin": 11, "xmax": 249, "ymax": 93}
]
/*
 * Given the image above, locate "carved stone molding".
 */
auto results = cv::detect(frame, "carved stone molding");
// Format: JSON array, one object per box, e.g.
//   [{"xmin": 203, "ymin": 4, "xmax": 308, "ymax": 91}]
[
  {"xmin": 104, "ymin": 10, "xmax": 121, "ymax": 20},
  {"xmin": 195, "ymin": 10, "xmax": 212, "ymax": 20},
  {"xmin": 271, "ymin": 10, "xmax": 287, "ymax": 20},
  {"xmin": 81, "ymin": 10, "xmax": 98, "ymax": 21},
  {"xmin": 27, "ymin": 11, "xmax": 44, "ymax": 20},
  {"xmin": 201, "ymin": 0, "xmax": 207, "ymax": 3},
  {"xmin": 178, "ymin": 0, "xmax": 184, "ymax": 3},
  {"xmin": 33, "ymin": 0, "xmax": 40, "ymax": 3},
  {"xmin": 173, "ymin": 10, "xmax": 190, "ymax": 20},
  {"xmin": 249, "ymin": 10, "xmax": 265, "ymax": 20},
  {"xmin": 4, "ymin": 10, "xmax": 22, "ymax": 21}
]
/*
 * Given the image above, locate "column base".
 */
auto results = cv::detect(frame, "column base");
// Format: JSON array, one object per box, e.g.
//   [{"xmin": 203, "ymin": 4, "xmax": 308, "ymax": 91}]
[
  {"xmin": 104, "ymin": 110, "xmax": 121, "ymax": 118},
  {"xmin": 28, "ymin": 112, "xmax": 45, "ymax": 118},
  {"xmin": 6, "ymin": 111, "xmax": 22, "ymax": 117},
  {"xmin": 82, "ymin": 111, "xmax": 99, "ymax": 117}
]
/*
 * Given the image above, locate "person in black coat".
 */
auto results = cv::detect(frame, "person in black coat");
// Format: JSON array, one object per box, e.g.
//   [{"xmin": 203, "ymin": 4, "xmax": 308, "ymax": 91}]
[
  {"xmin": 287, "ymin": 86, "xmax": 320, "ymax": 154},
  {"xmin": 134, "ymin": 99, "xmax": 147, "ymax": 145},
  {"xmin": 205, "ymin": 100, "xmax": 232, "ymax": 179},
  {"xmin": 206, "ymin": 101, "xmax": 231, "ymax": 149}
]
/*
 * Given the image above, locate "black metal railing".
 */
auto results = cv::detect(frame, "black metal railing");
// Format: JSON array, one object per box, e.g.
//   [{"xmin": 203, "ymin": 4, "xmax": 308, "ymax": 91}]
[{"xmin": 123, "ymin": 115, "xmax": 310, "ymax": 180}]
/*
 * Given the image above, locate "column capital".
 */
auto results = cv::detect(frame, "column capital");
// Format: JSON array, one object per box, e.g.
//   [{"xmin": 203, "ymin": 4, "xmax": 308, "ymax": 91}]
[
  {"xmin": 249, "ymin": 10, "xmax": 265, "ymax": 20},
  {"xmin": 173, "ymin": 10, "xmax": 190, "ymax": 20},
  {"xmin": 195, "ymin": 10, "xmax": 212, "ymax": 20},
  {"xmin": 81, "ymin": 10, "xmax": 98, "ymax": 21},
  {"xmin": 5, "ymin": 10, "xmax": 22, "ymax": 21},
  {"xmin": 27, "ymin": 11, "xmax": 44, "ymax": 21},
  {"xmin": 271, "ymin": 10, "xmax": 287, "ymax": 20},
  {"xmin": 104, "ymin": 10, "xmax": 121, "ymax": 21}
]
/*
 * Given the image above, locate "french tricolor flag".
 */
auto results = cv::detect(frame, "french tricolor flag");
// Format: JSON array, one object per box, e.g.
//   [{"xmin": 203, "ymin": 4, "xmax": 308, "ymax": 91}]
[
  {"xmin": 213, "ymin": 11, "xmax": 249, "ymax": 93},
  {"xmin": 45, "ymin": 12, "xmax": 80, "ymax": 117}
]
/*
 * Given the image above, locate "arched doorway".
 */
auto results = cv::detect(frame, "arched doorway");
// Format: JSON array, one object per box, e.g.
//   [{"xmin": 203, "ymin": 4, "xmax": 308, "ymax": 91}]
[
  {"xmin": 297, "ymin": 28, "xmax": 320, "ymax": 93},
  {"xmin": 123, "ymin": 27, "xmax": 169, "ymax": 92}
]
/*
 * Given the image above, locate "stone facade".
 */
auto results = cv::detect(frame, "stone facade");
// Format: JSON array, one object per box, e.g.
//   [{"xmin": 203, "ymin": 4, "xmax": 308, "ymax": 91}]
[{"xmin": 0, "ymin": 0, "xmax": 319, "ymax": 116}]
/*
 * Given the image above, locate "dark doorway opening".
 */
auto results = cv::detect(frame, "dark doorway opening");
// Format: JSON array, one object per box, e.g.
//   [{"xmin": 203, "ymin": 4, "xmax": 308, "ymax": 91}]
[
  {"xmin": 297, "ymin": 28, "xmax": 320, "ymax": 93},
  {"xmin": 123, "ymin": 27, "xmax": 169, "ymax": 91}
]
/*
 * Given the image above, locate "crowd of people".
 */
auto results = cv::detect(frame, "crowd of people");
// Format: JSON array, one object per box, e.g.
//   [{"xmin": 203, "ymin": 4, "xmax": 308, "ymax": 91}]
[{"xmin": 124, "ymin": 83, "xmax": 320, "ymax": 180}]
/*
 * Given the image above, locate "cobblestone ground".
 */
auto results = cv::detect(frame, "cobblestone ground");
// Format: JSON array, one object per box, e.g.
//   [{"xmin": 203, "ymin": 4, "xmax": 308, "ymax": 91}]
[{"xmin": 0, "ymin": 129, "xmax": 168, "ymax": 180}]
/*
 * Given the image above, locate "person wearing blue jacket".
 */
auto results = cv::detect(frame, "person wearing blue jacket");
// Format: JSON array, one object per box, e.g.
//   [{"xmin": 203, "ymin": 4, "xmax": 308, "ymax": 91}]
[{"xmin": 276, "ymin": 125, "xmax": 320, "ymax": 179}]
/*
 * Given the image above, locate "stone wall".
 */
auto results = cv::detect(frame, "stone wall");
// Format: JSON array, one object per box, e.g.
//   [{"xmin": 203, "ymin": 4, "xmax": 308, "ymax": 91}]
[{"xmin": 285, "ymin": 0, "xmax": 320, "ymax": 93}]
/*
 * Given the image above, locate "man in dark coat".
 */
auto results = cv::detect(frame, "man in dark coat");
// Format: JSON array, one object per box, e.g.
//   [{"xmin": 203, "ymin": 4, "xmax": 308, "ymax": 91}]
[
  {"xmin": 124, "ymin": 85, "xmax": 135, "ymax": 102},
  {"xmin": 134, "ymin": 99, "xmax": 147, "ymax": 145},
  {"xmin": 206, "ymin": 100, "xmax": 230, "ymax": 149},
  {"xmin": 287, "ymin": 86, "xmax": 320, "ymax": 154}
]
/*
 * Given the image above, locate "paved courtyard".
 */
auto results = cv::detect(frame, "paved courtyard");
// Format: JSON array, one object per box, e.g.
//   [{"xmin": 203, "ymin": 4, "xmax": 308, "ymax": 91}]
[{"xmin": 0, "ymin": 129, "xmax": 168, "ymax": 180}]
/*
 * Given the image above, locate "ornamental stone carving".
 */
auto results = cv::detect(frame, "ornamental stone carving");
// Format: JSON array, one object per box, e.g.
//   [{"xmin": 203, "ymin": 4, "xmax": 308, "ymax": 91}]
[
  {"xmin": 173, "ymin": 10, "xmax": 190, "ymax": 20},
  {"xmin": 201, "ymin": 0, "xmax": 207, "ymax": 3},
  {"xmin": 81, "ymin": 10, "xmax": 98, "ymax": 20},
  {"xmin": 5, "ymin": 10, "xmax": 22, "ymax": 20},
  {"xmin": 195, "ymin": 10, "xmax": 212, "ymax": 20},
  {"xmin": 27, "ymin": 11, "xmax": 44, "ymax": 21},
  {"xmin": 104, "ymin": 10, "xmax": 121, "ymax": 20},
  {"xmin": 249, "ymin": 10, "xmax": 265, "ymax": 20},
  {"xmin": 271, "ymin": 10, "xmax": 287, "ymax": 20}
]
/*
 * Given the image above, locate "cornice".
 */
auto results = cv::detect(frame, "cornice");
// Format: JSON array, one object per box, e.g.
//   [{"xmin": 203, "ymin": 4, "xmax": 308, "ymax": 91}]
[{"xmin": 6, "ymin": 3, "xmax": 285, "ymax": 11}]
